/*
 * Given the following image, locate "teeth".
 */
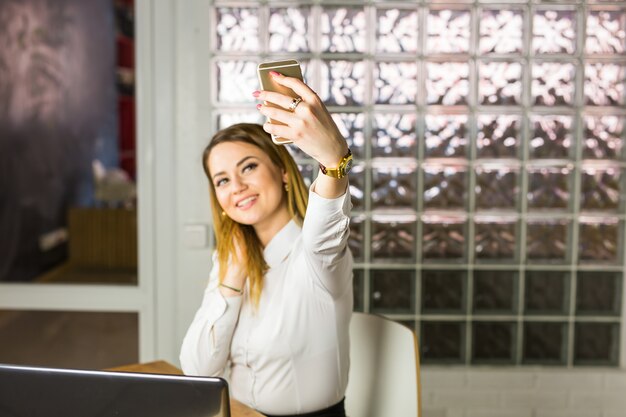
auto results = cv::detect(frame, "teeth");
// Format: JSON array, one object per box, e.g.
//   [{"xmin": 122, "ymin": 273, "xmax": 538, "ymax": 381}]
[{"xmin": 237, "ymin": 196, "xmax": 256, "ymax": 207}]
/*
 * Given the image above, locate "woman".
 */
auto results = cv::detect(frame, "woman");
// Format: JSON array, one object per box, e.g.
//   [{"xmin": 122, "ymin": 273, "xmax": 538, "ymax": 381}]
[{"xmin": 180, "ymin": 71, "xmax": 354, "ymax": 417}]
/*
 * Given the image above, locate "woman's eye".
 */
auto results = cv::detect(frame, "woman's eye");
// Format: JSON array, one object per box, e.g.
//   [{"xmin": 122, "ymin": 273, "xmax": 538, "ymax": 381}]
[
  {"xmin": 215, "ymin": 178, "xmax": 228, "ymax": 187},
  {"xmin": 242, "ymin": 162, "xmax": 258, "ymax": 173}
]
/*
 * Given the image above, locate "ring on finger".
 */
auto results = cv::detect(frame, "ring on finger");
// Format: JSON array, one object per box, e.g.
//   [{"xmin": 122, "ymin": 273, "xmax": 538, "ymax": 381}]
[{"xmin": 288, "ymin": 97, "xmax": 303, "ymax": 112}]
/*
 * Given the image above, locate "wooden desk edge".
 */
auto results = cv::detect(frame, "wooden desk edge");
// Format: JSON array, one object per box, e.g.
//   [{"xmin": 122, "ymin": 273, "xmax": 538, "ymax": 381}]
[{"xmin": 110, "ymin": 361, "xmax": 263, "ymax": 417}]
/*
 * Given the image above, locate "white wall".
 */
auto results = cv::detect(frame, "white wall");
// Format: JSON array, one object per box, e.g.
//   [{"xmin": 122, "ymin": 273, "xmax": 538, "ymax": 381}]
[
  {"xmin": 422, "ymin": 368, "xmax": 626, "ymax": 417},
  {"xmin": 137, "ymin": 0, "xmax": 217, "ymax": 363}
]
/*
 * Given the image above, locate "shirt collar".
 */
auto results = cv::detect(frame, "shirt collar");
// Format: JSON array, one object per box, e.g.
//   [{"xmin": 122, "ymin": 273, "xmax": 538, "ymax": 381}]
[{"xmin": 263, "ymin": 219, "xmax": 300, "ymax": 268}]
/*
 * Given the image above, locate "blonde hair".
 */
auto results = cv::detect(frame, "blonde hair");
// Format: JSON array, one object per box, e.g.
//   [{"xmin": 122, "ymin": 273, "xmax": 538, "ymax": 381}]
[{"xmin": 203, "ymin": 123, "xmax": 308, "ymax": 307}]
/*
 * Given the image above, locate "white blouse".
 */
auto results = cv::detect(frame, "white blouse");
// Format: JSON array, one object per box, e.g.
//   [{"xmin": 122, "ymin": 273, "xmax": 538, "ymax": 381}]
[{"xmin": 179, "ymin": 186, "xmax": 353, "ymax": 415}]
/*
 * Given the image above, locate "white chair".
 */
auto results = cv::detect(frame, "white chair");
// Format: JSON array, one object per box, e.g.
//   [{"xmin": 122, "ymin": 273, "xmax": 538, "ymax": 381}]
[{"xmin": 345, "ymin": 312, "xmax": 421, "ymax": 417}]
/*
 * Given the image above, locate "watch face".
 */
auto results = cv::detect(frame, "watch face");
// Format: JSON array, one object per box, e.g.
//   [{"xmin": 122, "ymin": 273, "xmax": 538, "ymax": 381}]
[{"xmin": 342, "ymin": 157, "xmax": 354, "ymax": 175}]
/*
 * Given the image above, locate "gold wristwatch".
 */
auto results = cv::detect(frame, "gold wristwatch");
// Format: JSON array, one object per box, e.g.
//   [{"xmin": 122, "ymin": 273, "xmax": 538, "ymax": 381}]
[{"xmin": 319, "ymin": 149, "xmax": 353, "ymax": 179}]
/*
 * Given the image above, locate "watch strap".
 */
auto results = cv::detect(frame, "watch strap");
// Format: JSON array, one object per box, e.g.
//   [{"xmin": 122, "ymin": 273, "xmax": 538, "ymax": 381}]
[{"xmin": 319, "ymin": 149, "xmax": 353, "ymax": 179}]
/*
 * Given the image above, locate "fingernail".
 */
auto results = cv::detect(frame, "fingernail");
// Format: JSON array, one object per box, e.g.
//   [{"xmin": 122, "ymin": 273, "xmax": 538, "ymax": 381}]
[
  {"xmin": 269, "ymin": 71, "xmax": 281, "ymax": 77},
  {"xmin": 256, "ymin": 104, "xmax": 262, "ymax": 109},
  {"xmin": 252, "ymin": 90, "xmax": 260, "ymax": 97}
]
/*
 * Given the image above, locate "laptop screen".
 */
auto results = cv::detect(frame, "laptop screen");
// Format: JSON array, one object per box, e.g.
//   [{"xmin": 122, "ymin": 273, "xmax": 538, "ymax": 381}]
[{"xmin": 0, "ymin": 364, "xmax": 230, "ymax": 417}]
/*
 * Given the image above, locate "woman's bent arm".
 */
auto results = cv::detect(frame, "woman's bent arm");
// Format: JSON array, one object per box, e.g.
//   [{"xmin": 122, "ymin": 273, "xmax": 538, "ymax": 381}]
[{"xmin": 179, "ymin": 259, "xmax": 243, "ymax": 376}]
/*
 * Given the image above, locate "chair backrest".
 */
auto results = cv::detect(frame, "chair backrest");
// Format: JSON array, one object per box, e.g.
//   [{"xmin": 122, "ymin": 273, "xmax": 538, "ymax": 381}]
[{"xmin": 345, "ymin": 312, "xmax": 421, "ymax": 417}]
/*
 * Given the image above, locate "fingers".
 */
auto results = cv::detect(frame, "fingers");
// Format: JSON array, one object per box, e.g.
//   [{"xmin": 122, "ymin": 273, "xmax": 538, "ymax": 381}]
[
  {"xmin": 258, "ymin": 90, "xmax": 298, "ymax": 111},
  {"xmin": 262, "ymin": 121, "xmax": 292, "ymax": 141},
  {"xmin": 254, "ymin": 72, "xmax": 319, "ymax": 113},
  {"xmin": 268, "ymin": 71, "xmax": 318, "ymax": 103},
  {"xmin": 257, "ymin": 102, "xmax": 299, "ymax": 126}
]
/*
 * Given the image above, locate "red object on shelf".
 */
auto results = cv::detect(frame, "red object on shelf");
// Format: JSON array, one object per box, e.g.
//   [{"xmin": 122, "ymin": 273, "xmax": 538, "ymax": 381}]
[
  {"xmin": 118, "ymin": 96, "xmax": 135, "ymax": 179},
  {"xmin": 116, "ymin": 0, "xmax": 135, "ymax": 179},
  {"xmin": 116, "ymin": 35, "xmax": 134, "ymax": 69},
  {"xmin": 118, "ymin": 96, "xmax": 135, "ymax": 151},
  {"xmin": 120, "ymin": 155, "xmax": 136, "ymax": 180}
]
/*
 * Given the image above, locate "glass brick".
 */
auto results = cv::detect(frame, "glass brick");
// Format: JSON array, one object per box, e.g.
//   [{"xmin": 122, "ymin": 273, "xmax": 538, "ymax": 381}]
[
  {"xmin": 479, "ymin": 9, "xmax": 523, "ymax": 55},
  {"xmin": 478, "ymin": 61, "xmax": 522, "ymax": 105},
  {"xmin": 476, "ymin": 115, "xmax": 521, "ymax": 159},
  {"xmin": 475, "ymin": 165, "xmax": 519, "ymax": 210},
  {"xmin": 421, "ymin": 321, "xmax": 465, "ymax": 364},
  {"xmin": 320, "ymin": 60, "xmax": 366, "ymax": 106},
  {"xmin": 523, "ymin": 322, "xmax": 567, "ymax": 365},
  {"xmin": 583, "ymin": 115, "xmax": 625, "ymax": 160},
  {"xmin": 216, "ymin": 60, "xmax": 258, "ymax": 104},
  {"xmin": 423, "ymin": 163, "xmax": 468, "ymax": 210},
  {"xmin": 422, "ymin": 214, "xmax": 467, "ymax": 261},
  {"xmin": 370, "ymin": 269, "xmax": 415, "ymax": 314},
  {"xmin": 331, "ymin": 112, "xmax": 365, "ymax": 159},
  {"xmin": 296, "ymin": 163, "xmax": 316, "ymax": 189},
  {"xmin": 349, "ymin": 163, "xmax": 366, "ymax": 211},
  {"xmin": 299, "ymin": 60, "xmax": 313, "ymax": 86},
  {"xmin": 421, "ymin": 270, "xmax": 466, "ymax": 313},
  {"xmin": 424, "ymin": 115, "xmax": 469, "ymax": 158},
  {"xmin": 574, "ymin": 322, "xmax": 619, "ymax": 365},
  {"xmin": 475, "ymin": 216, "xmax": 518, "ymax": 261},
  {"xmin": 580, "ymin": 163, "xmax": 624, "ymax": 212},
  {"xmin": 376, "ymin": 7, "xmax": 419, "ymax": 54},
  {"xmin": 269, "ymin": 7, "xmax": 312, "ymax": 53},
  {"xmin": 473, "ymin": 270, "xmax": 518, "ymax": 314},
  {"xmin": 426, "ymin": 8, "xmax": 471, "ymax": 54},
  {"xmin": 372, "ymin": 113, "xmax": 418, "ymax": 158},
  {"xmin": 216, "ymin": 112, "xmax": 263, "ymax": 130},
  {"xmin": 349, "ymin": 215, "xmax": 365, "ymax": 263},
  {"xmin": 374, "ymin": 62, "xmax": 418, "ymax": 105},
  {"xmin": 320, "ymin": 6, "xmax": 366, "ymax": 53},
  {"xmin": 371, "ymin": 214, "xmax": 417, "ymax": 262},
  {"xmin": 578, "ymin": 216, "xmax": 621, "ymax": 264},
  {"xmin": 585, "ymin": 63, "xmax": 626, "ymax": 107},
  {"xmin": 576, "ymin": 272, "xmax": 622, "ymax": 316},
  {"xmin": 532, "ymin": 9, "xmax": 577, "ymax": 54},
  {"xmin": 526, "ymin": 220, "xmax": 571, "ymax": 263},
  {"xmin": 286, "ymin": 142, "xmax": 307, "ymax": 161},
  {"xmin": 532, "ymin": 62, "xmax": 576, "ymax": 106},
  {"xmin": 524, "ymin": 271, "xmax": 570, "ymax": 314},
  {"xmin": 472, "ymin": 321, "xmax": 516, "ymax": 364},
  {"xmin": 372, "ymin": 161, "xmax": 418, "ymax": 210},
  {"xmin": 529, "ymin": 115, "xmax": 573, "ymax": 159},
  {"xmin": 426, "ymin": 62, "xmax": 470, "ymax": 105},
  {"xmin": 527, "ymin": 165, "xmax": 573, "ymax": 210},
  {"xmin": 353, "ymin": 269, "xmax": 364, "ymax": 312},
  {"xmin": 216, "ymin": 7, "xmax": 259, "ymax": 52},
  {"xmin": 586, "ymin": 9, "xmax": 626, "ymax": 55}
]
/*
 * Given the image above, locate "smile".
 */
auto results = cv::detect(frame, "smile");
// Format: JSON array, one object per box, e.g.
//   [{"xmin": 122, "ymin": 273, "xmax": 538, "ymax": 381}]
[{"xmin": 236, "ymin": 195, "xmax": 258, "ymax": 209}]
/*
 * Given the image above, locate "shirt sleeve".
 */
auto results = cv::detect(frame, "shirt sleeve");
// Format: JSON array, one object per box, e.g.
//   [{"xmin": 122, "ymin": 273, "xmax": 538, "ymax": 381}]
[
  {"xmin": 300, "ymin": 180, "xmax": 353, "ymax": 298},
  {"xmin": 179, "ymin": 254, "xmax": 243, "ymax": 377}
]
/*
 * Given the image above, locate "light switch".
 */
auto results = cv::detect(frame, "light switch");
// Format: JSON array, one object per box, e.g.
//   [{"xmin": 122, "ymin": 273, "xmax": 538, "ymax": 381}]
[{"xmin": 183, "ymin": 224, "xmax": 209, "ymax": 248}]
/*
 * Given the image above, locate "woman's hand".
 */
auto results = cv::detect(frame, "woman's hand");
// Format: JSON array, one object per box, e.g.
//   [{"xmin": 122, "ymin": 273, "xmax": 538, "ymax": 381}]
[{"xmin": 254, "ymin": 72, "xmax": 349, "ymax": 169}]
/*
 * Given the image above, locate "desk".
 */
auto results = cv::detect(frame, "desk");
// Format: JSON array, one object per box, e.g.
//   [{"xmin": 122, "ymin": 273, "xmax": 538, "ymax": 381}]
[{"xmin": 111, "ymin": 361, "xmax": 263, "ymax": 417}]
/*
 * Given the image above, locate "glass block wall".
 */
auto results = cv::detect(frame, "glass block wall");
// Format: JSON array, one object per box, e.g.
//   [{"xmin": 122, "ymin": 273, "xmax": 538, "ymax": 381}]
[{"xmin": 208, "ymin": 1, "xmax": 626, "ymax": 366}]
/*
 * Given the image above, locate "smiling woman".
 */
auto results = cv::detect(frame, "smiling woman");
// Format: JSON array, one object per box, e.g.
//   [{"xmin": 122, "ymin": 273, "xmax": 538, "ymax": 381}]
[
  {"xmin": 202, "ymin": 124, "xmax": 309, "ymax": 308},
  {"xmin": 209, "ymin": 142, "xmax": 290, "ymax": 240},
  {"xmin": 180, "ymin": 74, "xmax": 354, "ymax": 417}
]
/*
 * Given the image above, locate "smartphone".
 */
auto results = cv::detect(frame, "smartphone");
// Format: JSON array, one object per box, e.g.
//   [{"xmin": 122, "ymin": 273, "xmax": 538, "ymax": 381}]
[{"xmin": 257, "ymin": 59, "xmax": 304, "ymax": 145}]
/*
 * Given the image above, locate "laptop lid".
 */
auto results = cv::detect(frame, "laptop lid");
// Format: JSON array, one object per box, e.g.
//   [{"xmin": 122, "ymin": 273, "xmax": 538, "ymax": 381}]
[{"xmin": 0, "ymin": 364, "xmax": 230, "ymax": 417}]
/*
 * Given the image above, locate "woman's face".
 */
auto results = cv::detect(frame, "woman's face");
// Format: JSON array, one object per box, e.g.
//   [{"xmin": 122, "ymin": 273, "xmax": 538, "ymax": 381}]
[{"xmin": 207, "ymin": 141, "xmax": 290, "ymax": 238}]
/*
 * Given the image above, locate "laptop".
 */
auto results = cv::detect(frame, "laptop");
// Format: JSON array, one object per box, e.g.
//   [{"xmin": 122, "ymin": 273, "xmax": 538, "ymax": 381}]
[{"xmin": 0, "ymin": 363, "xmax": 230, "ymax": 417}]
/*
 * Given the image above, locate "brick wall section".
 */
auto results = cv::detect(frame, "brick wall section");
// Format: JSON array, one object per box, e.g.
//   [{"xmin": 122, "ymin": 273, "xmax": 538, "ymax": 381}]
[{"xmin": 422, "ymin": 368, "xmax": 626, "ymax": 417}]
